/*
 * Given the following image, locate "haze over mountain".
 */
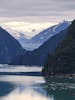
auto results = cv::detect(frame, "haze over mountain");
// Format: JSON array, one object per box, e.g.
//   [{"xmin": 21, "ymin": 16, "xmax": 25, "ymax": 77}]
[
  {"xmin": 9, "ymin": 21, "xmax": 71, "ymax": 65},
  {"xmin": 0, "ymin": 20, "xmax": 73, "ymax": 65},
  {"xmin": 2, "ymin": 21, "xmax": 70, "ymax": 51}
]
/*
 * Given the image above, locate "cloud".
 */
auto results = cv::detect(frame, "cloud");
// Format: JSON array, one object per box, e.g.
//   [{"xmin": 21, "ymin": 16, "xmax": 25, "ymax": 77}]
[
  {"xmin": 0, "ymin": 0, "xmax": 75, "ymax": 23},
  {"xmin": 1, "ymin": 88, "xmax": 52, "ymax": 100}
]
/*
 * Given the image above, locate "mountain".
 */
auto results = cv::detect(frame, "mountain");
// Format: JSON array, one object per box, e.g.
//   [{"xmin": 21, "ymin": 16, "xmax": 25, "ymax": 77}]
[
  {"xmin": 23, "ymin": 21, "xmax": 70, "ymax": 51},
  {"xmin": 0, "ymin": 21, "xmax": 71, "ymax": 65},
  {"xmin": 30, "ymin": 21, "xmax": 70, "ymax": 43},
  {"xmin": 2, "ymin": 27, "xmax": 30, "ymax": 48},
  {"xmin": 42, "ymin": 20, "xmax": 75, "ymax": 76},
  {"xmin": 0, "ymin": 27, "xmax": 25, "ymax": 64},
  {"xmin": 9, "ymin": 21, "xmax": 70, "ymax": 65},
  {"xmin": 3, "ymin": 21, "xmax": 70, "ymax": 51}
]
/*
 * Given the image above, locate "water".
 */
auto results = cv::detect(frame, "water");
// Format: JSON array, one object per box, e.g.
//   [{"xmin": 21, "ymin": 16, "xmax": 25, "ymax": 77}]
[{"xmin": 0, "ymin": 65, "xmax": 75, "ymax": 100}]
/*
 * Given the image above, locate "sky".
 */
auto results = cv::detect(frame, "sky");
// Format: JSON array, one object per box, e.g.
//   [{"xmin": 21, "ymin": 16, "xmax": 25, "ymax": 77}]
[{"xmin": 0, "ymin": 0, "xmax": 75, "ymax": 36}]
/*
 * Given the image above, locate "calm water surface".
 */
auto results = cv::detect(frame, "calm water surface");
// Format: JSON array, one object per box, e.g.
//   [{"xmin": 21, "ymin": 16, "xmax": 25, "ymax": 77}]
[{"xmin": 0, "ymin": 65, "xmax": 75, "ymax": 100}]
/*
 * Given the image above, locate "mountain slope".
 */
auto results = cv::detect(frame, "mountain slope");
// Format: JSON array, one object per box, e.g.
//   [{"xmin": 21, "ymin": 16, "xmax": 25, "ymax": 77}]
[
  {"xmin": 42, "ymin": 20, "xmax": 75, "ymax": 76},
  {"xmin": 10, "ymin": 24, "xmax": 69, "ymax": 65},
  {"xmin": 3, "ymin": 21, "xmax": 70, "ymax": 51},
  {"xmin": 0, "ymin": 27, "xmax": 25, "ymax": 64},
  {"xmin": 25, "ymin": 21, "xmax": 70, "ymax": 51}
]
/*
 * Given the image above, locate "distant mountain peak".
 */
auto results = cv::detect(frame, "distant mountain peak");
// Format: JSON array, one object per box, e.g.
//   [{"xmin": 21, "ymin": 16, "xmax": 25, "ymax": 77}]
[{"xmin": 1, "ymin": 21, "xmax": 71, "ymax": 51}]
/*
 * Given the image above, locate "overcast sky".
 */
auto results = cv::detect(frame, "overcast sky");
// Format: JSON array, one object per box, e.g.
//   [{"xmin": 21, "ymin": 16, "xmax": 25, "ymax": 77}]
[{"xmin": 0, "ymin": 0, "xmax": 75, "ymax": 23}]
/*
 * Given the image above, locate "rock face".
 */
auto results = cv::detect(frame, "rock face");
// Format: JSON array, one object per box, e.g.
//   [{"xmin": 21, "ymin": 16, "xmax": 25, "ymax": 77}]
[
  {"xmin": 42, "ymin": 20, "xmax": 75, "ymax": 76},
  {"xmin": 10, "ymin": 27, "xmax": 68, "ymax": 65},
  {"xmin": 0, "ymin": 27, "xmax": 25, "ymax": 64}
]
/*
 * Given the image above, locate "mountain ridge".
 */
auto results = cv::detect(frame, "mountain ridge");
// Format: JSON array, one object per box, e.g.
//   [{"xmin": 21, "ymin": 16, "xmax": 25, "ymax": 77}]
[
  {"xmin": 9, "ymin": 23, "xmax": 69, "ymax": 65},
  {"xmin": 2, "ymin": 21, "xmax": 70, "ymax": 51},
  {"xmin": 42, "ymin": 20, "xmax": 75, "ymax": 75},
  {"xmin": 0, "ymin": 27, "xmax": 25, "ymax": 64}
]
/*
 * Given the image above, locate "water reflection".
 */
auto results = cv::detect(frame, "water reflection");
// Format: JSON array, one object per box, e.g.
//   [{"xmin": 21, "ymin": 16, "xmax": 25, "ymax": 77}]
[
  {"xmin": 0, "ymin": 85, "xmax": 52, "ymax": 100},
  {"xmin": 0, "ymin": 81, "xmax": 15, "ymax": 97},
  {"xmin": 0, "ymin": 71, "xmax": 41, "ymax": 76},
  {"xmin": 44, "ymin": 76, "xmax": 75, "ymax": 100},
  {"xmin": 45, "ymin": 85, "xmax": 75, "ymax": 100},
  {"xmin": 0, "ymin": 66, "xmax": 75, "ymax": 100},
  {"xmin": 0, "ymin": 66, "xmax": 51, "ymax": 100}
]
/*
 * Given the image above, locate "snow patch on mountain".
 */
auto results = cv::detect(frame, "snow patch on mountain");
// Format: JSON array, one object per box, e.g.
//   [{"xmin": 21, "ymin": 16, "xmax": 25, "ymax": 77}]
[
  {"xmin": 1, "ymin": 21, "xmax": 71, "ymax": 51},
  {"xmin": 23, "ymin": 21, "xmax": 70, "ymax": 51},
  {"xmin": 53, "ymin": 21, "xmax": 70, "ymax": 33}
]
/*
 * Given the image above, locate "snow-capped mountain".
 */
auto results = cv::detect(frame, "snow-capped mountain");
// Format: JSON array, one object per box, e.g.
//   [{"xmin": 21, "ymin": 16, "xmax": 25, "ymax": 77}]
[
  {"xmin": 2, "ymin": 21, "xmax": 71, "ymax": 51},
  {"xmin": 10, "ymin": 21, "xmax": 70, "ymax": 65},
  {"xmin": 1, "ymin": 27, "xmax": 29, "ymax": 40},
  {"xmin": 1, "ymin": 27, "xmax": 30, "ymax": 48},
  {"xmin": 19, "ymin": 21, "xmax": 70, "ymax": 51}
]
